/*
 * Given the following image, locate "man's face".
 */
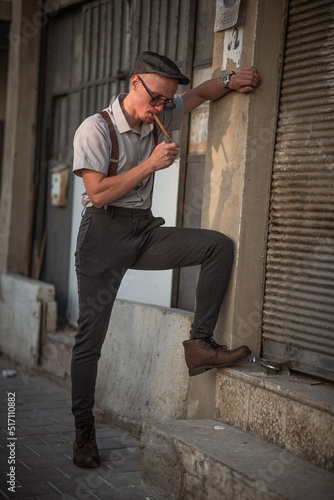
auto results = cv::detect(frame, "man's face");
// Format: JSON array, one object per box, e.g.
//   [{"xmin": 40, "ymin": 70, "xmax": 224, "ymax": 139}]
[{"xmin": 133, "ymin": 74, "xmax": 178, "ymax": 124}]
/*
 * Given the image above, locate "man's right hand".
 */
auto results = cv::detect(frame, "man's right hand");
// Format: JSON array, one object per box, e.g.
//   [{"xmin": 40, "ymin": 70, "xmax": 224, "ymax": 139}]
[{"xmin": 149, "ymin": 141, "xmax": 180, "ymax": 171}]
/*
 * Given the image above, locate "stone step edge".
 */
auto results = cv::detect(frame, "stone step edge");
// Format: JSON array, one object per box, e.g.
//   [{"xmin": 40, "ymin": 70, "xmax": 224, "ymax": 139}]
[
  {"xmin": 140, "ymin": 419, "xmax": 334, "ymax": 500},
  {"xmin": 215, "ymin": 365, "xmax": 334, "ymax": 471},
  {"xmin": 219, "ymin": 364, "xmax": 334, "ymax": 416},
  {"xmin": 46, "ymin": 332, "xmax": 75, "ymax": 348}
]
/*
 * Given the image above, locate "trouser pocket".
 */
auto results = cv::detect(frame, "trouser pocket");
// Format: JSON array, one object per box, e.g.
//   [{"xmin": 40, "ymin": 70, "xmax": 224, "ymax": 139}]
[{"xmin": 76, "ymin": 215, "xmax": 92, "ymax": 253}]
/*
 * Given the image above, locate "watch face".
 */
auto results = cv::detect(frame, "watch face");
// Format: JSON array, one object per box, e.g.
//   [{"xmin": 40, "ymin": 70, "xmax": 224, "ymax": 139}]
[{"xmin": 223, "ymin": 75, "xmax": 230, "ymax": 88}]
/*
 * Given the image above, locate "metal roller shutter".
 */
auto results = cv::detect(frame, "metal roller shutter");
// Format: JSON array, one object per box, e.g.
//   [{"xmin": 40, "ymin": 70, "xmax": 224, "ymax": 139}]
[{"xmin": 262, "ymin": 0, "xmax": 334, "ymax": 381}]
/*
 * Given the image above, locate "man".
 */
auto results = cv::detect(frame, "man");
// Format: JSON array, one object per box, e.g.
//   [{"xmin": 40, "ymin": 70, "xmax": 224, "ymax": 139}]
[{"xmin": 72, "ymin": 51, "xmax": 261, "ymax": 467}]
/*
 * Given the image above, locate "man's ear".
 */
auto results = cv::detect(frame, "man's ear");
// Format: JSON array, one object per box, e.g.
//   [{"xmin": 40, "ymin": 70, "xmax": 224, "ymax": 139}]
[{"xmin": 131, "ymin": 75, "xmax": 140, "ymax": 91}]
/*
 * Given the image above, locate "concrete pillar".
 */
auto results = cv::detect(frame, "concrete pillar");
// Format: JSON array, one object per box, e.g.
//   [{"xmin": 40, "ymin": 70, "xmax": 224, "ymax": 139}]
[
  {"xmin": 0, "ymin": 0, "xmax": 11, "ymax": 21},
  {"xmin": 200, "ymin": 0, "xmax": 289, "ymax": 355},
  {"xmin": 0, "ymin": 0, "xmax": 40, "ymax": 275},
  {"xmin": 0, "ymin": 1, "xmax": 11, "ymax": 144}
]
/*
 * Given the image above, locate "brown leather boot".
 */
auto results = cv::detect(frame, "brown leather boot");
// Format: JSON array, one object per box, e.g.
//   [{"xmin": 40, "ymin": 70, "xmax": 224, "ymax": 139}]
[
  {"xmin": 183, "ymin": 337, "xmax": 251, "ymax": 376},
  {"xmin": 73, "ymin": 425, "xmax": 101, "ymax": 467}
]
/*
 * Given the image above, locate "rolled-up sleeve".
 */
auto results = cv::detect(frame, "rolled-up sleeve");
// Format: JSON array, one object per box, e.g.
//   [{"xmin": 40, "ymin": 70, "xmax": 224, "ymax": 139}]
[
  {"xmin": 73, "ymin": 114, "xmax": 111, "ymax": 177},
  {"xmin": 160, "ymin": 94, "xmax": 185, "ymax": 132}
]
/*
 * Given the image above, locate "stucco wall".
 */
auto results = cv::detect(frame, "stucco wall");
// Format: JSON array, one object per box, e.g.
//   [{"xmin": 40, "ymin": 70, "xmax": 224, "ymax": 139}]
[
  {"xmin": 202, "ymin": 0, "xmax": 288, "ymax": 354},
  {"xmin": 0, "ymin": 0, "xmax": 290, "ymax": 429},
  {"xmin": 0, "ymin": 273, "xmax": 57, "ymax": 366},
  {"xmin": 0, "ymin": 0, "xmax": 40, "ymax": 276},
  {"xmin": 94, "ymin": 300, "xmax": 194, "ymax": 427}
]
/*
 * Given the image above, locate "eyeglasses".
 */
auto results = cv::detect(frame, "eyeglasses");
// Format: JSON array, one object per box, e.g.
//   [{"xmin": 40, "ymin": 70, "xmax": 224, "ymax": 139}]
[{"xmin": 138, "ymin": 76, "xmax": 176, "ymax": 110}]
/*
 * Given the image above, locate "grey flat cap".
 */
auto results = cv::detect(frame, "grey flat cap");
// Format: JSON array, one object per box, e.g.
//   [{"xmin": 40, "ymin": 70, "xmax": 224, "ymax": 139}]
[{"xmin": 133, "ymin": 51, "xmax": 190, "ymax": 85}]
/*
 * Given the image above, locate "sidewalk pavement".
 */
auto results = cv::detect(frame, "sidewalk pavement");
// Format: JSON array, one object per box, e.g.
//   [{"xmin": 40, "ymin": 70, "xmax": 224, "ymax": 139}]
[{"xmin": 0, "ymin": 357, "xmax": 165, "ymax": 500}]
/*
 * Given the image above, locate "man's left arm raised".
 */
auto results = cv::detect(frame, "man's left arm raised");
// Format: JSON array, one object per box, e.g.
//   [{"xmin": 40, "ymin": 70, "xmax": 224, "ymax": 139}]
[{"xmin": 181, "ymin": 67, "xmax": 261, "ymax": 114}]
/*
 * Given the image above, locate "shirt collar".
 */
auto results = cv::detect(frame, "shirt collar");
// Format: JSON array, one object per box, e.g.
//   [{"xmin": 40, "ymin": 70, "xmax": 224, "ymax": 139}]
[{"xmin": 111, "ymin": 94, "xmax": 154, "ymax": 138}]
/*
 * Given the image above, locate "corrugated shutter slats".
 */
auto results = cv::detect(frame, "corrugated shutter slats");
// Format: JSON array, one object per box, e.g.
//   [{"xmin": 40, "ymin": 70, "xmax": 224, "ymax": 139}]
[{"xmin": 262, "ymin": 0, "xmax": 334, "ymax": 381}]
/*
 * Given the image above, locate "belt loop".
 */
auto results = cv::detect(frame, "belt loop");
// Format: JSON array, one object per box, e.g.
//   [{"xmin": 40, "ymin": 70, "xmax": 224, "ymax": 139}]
[{"xmin": 109, "ymin": 206, "xmax": 115, "ymax": 219}]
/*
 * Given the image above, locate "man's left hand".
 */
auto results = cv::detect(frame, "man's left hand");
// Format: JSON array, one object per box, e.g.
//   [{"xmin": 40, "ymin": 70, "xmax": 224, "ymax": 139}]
[{"xmin": 229, "ymin": 67, "xmax": 261, "ymax": 93}]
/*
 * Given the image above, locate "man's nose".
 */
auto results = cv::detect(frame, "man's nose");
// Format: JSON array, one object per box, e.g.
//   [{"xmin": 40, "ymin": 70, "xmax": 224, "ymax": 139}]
[{"xmin": 154, "ymin": 103, "xmax": 165, "ymax": 112}]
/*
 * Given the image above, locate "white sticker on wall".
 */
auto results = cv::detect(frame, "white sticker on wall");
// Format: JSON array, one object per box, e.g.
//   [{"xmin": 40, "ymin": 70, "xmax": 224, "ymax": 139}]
[
  {"xmin": 221, "ymin": 26, "xmax": 243, "ymax": 71},
  {"xmin": 214, "ymin": 0, "xmax": 241, "ymax": 31}
]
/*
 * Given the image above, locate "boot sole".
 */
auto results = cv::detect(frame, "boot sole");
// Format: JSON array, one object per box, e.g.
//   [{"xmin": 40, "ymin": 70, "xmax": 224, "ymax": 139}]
[{"xmin": 188, "ymin": 349, "xmax": 252, "ymax": 377}]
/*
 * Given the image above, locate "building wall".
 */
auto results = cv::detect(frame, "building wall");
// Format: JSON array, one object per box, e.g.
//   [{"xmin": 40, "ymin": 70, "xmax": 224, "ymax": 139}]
[
  {"xmin": 34, "ymin": 0, "xmax": 200, "ymax": 321},
  {"xmin": 0, "ymin": 0, "xmax": 40, "ymax": 276},
  {"xmin": 0, "ymin": 0, "xmax": 293, "ymax": 425},
  {"xmin": 0, "ymin": 51, "xmax": 8, "ymax": 121},
  {"xmin": 203, "ymin": 0, "xmax": 288, "ymax": 353},
  {"xmin": 183, "ymin": 0, "xmax": 289, "ymax": 418}
]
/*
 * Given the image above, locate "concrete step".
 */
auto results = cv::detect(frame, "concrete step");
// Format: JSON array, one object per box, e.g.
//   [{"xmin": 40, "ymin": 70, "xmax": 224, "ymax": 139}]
[
  {"xmin": 215, "ymin": 364, "xmax": 334, "ymax": 471},
  {"xmin": 140, "ymin": 419, "xmax": 334, "ymax": 500}
]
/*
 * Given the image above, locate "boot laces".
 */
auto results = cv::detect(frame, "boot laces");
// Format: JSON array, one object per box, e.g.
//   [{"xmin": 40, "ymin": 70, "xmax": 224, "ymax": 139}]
[
  {"xmin": 77, "ymin": 425, "xmax": 95, "ymax": 449},
  {"xmin": 204, "ymin": 337, "xmax": 227, "ymax": 350}
]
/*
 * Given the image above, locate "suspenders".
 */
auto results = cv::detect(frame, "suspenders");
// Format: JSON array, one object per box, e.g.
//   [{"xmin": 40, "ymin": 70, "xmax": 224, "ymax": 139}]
[{"xmin": 99, "ymin": 110, "xmax": 159, "ymax": 177}]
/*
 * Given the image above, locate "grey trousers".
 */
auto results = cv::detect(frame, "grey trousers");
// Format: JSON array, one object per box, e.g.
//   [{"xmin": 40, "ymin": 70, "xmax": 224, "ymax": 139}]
[{"xmin": 71, "ymin": 205, "xmax": 233, "ymax": 427}]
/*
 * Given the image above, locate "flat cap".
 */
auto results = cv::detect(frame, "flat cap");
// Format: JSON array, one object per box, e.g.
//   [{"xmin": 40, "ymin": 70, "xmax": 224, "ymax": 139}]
[{"xmin": 133, "ymin": 51, "xmax": 190, "ymax": 85}]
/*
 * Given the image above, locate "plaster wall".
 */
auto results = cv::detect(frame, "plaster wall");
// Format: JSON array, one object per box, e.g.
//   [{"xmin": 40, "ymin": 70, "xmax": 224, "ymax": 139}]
[
  {"xmin": 94, "ymin": 300, "xmax": 194, "ymax": 427},
  {"xmin": 0, "ymin": 53, "xmax": 8, "ymax": 121},
  {"xmin": 42, "ymin": 298, "xmax": 216, "ymax": 428},
  {"xmin": 202, "ymin": 0, "xmax": 288, "ymax": 354},
  {"xmin": 0, "ymin": 0, "xmax": 11, "ymax": 23},
  {"xmin": 0, "ymin": 273, "xmax": 57, "ymax": 366},
  {"xmin": 0, "ymin": 0, "xmax": 290, "ymax": 430},
  {"xmin": 184, "ymin": 0, "xmax": 289, "ymax": 419},
  {"xmin": 0, "ymin": 0, "xmax": 40, "ymax": 275}
]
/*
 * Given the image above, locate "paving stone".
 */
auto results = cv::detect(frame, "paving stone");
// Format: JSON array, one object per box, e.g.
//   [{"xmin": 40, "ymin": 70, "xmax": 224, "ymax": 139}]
[
  {"xmin": 53, "ymin": 463, "xmax": 110, "ymax": 480},
  {"xmin": 8, "ymin": 434, "xmax": 46, "ymax": 446},
  {"xmin": 89, "ymin": 485, "xmax": 156, "ymax": 499},
  {"xmin": 12, "ymin": 417, "xmax": 56, "ymax": 428},
  {"xmin": 102, "ymin": 447, "xmax": 141, "ymax": 473},
  {"xmin": 98, "ymin": 470, "xmax": 142, "ymax": 488},
  {"xmin": 18, "ymin": 453, "xmax": 73, "ymax": 469},
  {"xmin": 49, "ymin": 414, "xmax": 74, "ymax": 425},
  {"xmin": 23, "ymin": 442, "xmax": 72, "ymax": 456},
  {"xmin": 96, "ymin": 438, "xmax": 127, "ymax": 452},
  {"xmin": 43, "ymin": 424, "xmax": 75, "ymax": 434},
  {"xmin": 0, "ymin": 362, "xmax": 164, "ymax": 500},
  {"xmin": 35, "ymin": 433, "xmax": 71, "ymax": 445},
  {"xmin": 2, "ymin": 480, "xmax": 61, "ymax": 497},
  {"xmin": 15, "ymin": 468, "xmax": 73, "ymax": 486},
  {"xmin": 93, "ymin": 427, "xmax": 123, "ymax": 439},
  {"xmin": 14, "ymin": 426, "xmax": 58, "ymax": 437}
]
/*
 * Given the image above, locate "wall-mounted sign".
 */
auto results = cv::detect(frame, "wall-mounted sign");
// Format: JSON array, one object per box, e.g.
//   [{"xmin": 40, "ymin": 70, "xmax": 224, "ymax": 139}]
[
  {"xmin": 50, "ymin": 162, "xmax": 70, "ymax": 207},
  {"xmin": 214, "ymin": 0, "xmax": 241, "ymax": 31},
  {"xmin": 221, "ymin": 26, "xmax": 243, "ymax": 70}
]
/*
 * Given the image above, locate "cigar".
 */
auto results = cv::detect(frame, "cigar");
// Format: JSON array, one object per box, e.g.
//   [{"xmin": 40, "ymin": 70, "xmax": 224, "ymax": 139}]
[{"xmin": 154, "ymin": 115, "xmax": 172, "ymax": 143}]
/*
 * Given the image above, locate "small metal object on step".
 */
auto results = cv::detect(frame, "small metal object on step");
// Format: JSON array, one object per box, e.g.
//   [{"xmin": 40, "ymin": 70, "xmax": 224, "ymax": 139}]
[
  {"xmin": 2, "ymin": 370, "xmax": 17, "ymax": 378},
  {"xmin": 250, "ymin": 356, "xmax": 281, "ymax": 373}
]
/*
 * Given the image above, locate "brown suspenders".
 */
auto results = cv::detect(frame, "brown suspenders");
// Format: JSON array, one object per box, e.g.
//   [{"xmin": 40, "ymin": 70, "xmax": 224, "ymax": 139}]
[{"xmin": 99, "ymin": 110, "xmax": 159, "ymax": 177}]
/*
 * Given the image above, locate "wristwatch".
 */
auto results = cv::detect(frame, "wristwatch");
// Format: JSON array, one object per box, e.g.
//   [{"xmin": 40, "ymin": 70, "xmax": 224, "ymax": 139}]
[{"xmin": 223, "ymin": 72, "xmax": 236, "ymax": 90}]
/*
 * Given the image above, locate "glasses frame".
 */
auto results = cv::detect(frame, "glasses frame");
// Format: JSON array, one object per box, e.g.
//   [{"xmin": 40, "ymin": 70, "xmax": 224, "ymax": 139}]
[{"xmin": 137, "ymin": 76, "xmax": 176, "ymax": 110}]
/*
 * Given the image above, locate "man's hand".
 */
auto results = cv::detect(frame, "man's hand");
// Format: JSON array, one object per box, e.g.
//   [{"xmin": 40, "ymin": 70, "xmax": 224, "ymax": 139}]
[
  {"xmin": 149, "ymin": 141, "xmax": 180, "ymax": 172},
  {"xmin": 229, "ymin": 67, "xmax": 261, "ymax": 93}
]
